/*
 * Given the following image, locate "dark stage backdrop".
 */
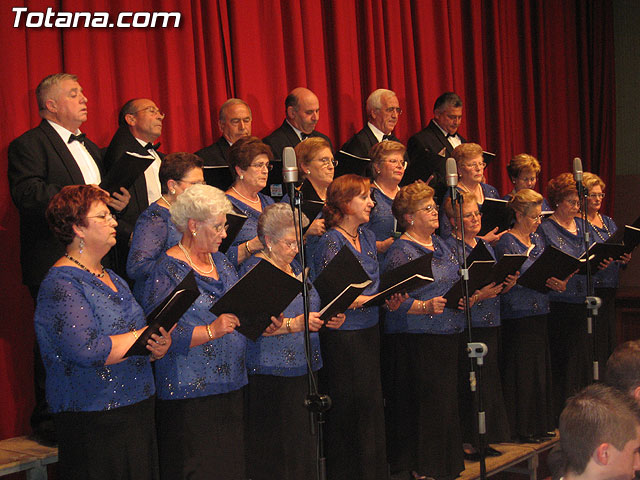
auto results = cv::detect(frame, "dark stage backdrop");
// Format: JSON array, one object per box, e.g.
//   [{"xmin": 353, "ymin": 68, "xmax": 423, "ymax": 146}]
[{"xmin": 0, "ymin": 0, "xmax": 614, "ymax": 439}]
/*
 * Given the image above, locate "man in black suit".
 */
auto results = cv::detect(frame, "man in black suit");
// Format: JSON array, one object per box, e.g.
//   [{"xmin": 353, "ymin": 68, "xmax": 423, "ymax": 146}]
[
  {"xmin": 103, "ymin": 98, "xmax": 165, "ymax": 278},
  {"xmin": 196, "ymin": 98, "xmax": 251, "ymax": 191},
  {"xmin": 263, "ymin": 87, "xmax": 332, "ymax": 198},
  {"xmin": 336, "ymin": 88, "xmax": 402, "ymax": 177},
  {"xmin": 8, "ymin": 73, "xmax": 129, "ymax": 445},
  {"xmin": 404, "ymin": 92, "xmax": 466, "ymax": 201}
]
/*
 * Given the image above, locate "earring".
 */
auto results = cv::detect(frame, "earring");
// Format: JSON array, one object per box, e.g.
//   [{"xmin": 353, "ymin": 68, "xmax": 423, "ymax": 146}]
[
  {"xmin": 79, "ymin": 238, "xmax": 85, "ymax": 254},
  {"xmin": 268, "ymin": 245, "xmax": 272, "ymax": 252},
  {"xmin": 192, "ymin": 230, "xmax": 197, "ymax": 237},
  {"xmin": 239, "ymin": 175, "xmax": 244, "ymax": 181},
  {"xmin": 306, "ymin": 170, "xmax": 311, "ymax": 175},
  {"xmin": 170, "ymin": 189, "xmax": 176, "ymax": 195},
  {"xmin": 410, "ymin": 220, "xmax": 414, "ymax": 226}
]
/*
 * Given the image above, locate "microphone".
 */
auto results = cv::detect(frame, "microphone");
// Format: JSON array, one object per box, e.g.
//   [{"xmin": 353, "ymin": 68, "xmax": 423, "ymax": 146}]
[
  {"xmin": 446, "ymin": 157, "xmax": 458, "ymax": 203},
  {"xmin": 573, "ymin": 157, "xmax": 584, "ymax": 196},
  {"xmin": 282, "ymin": 146, "xmax": 299, "ymax": 209}
]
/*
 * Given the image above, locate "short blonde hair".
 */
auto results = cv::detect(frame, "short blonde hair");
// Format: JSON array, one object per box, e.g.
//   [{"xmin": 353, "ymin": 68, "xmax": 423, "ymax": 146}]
[
  {"xmin": 507, "ymin": 188, "xmax": 543, "ymax": 216},
  {"xmin": 452, "ymin": 143, "xmax": 483, "ymax": 167},
  {"xmin": 583, "ymin": 172, "xmax": 606, "ymax": 191},
  {"xmin": 392, "ymin": 181, "xmax": 434, "ymax": 229},
  {"xmin": 443, "ymin": 191, "xmax": 478, "ymax": 223},
  {"xmin": 171, "ymin": 184, "xmax": 232, "ymax": 232},
  {"xmin": 507, "ymin": 153, "xmax": 541, "ymax": 181},
  {"xmin": 370, "ymin": 141, "xmax": 406, "ymax": 179},
  {"xmin": 294, "ymin": 137, "xmax": 332, "ymax": 178}
]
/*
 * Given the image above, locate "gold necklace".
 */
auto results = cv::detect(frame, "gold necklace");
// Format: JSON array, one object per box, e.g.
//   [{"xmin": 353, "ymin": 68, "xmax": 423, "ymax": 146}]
[
  {"xmin": 373, "ymin": 180, "xmax": 399, "ymax": 199},
  {"xmin": 178, "ymin": 241, "xmax": 214, "ymax": 274},
  {"xmin": 160, "ymin": 194, "xmax": 172, "ymax": 207},
  {"xmin": 64, "ymin": 253, "xmax": 106, "ymax": 278},
  {"xmin": 231, "ymin": 186, "xmax": 260, "ymax": 204}
]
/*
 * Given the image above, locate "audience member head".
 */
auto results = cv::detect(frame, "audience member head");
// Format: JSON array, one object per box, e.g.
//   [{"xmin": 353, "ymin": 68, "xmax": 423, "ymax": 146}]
[
  {"xmin": 218, "ymin": 98, "xmax": 252, "ymax": 144},
  {"xmin": 294, "ymin": 137, "xmax": 335, "ymax": 187},
  {"xmin": 606, "ymin": 340, "xmax": 640, "ymax": 404},
  {"xmin": 36, "ymin": 73, "xmax": 87, "ymax": 131},
  {"xmin": 507, "ymin": 153, "xmax": 542, "ymax": 192},
  {"xmin": 548, "ymin": 384, "xmax": 640, "ymax": 480},
  {"xmin": 285, "ymin": 87, "xmax": 320, "ymax": 134},
  {"xmin": 370, "ymin": 140, "xmax": 407, "ymax": 183},
  {"xmin": 159, "ymin": 152, "xmax": 204, "ymax": 195},
  {"xmin": 392, "ymin": 180, "xmax": 436, "ymax": 230},
  {"xmin": 46, "ymin": 185, "xmax": 110, "ymax": 246},
  {"xmin": 433, "ymin": 92, "xmax": 463, "ymax": 135},
  {"xmin": 118, "ymin": 98, "xmax": 164, "ymax": 143},
  {"xmin": 323, "ymin": 174, "xmax": 371, "ymax": 229},
  {"xmin": 366, "ymin": 89, "xmax": 401, "ymax": 135}
]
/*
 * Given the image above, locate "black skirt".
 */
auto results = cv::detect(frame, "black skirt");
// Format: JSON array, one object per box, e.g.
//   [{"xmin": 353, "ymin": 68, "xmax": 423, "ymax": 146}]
[
  {"xmin": 548, "ymin": 301, "xmax": 591, "ymax": 421},
  {"xmin": 245, "ymin": 374, "xmax": 317, "ymax": 480},
  {"xmin": 156, "ymin": 389, "xmax": 245, "ymax": 480},
  {"xmin": 500, "ymin": 314, "xmax": 554, "ymax": 438},
  {"xmin": 458, "ymin": 326, "xmax": 511, "ymax": 445},
  {"xmin": 319, "ymin": 324, "xmax": 388, "ymax": 480},
  {"xmin": 383, "ymin": 332, "xmax": 464, "ymax": 480},
  {"xmin": 54, "ymin": 396, "xmax": 159, "ymax": 480}
]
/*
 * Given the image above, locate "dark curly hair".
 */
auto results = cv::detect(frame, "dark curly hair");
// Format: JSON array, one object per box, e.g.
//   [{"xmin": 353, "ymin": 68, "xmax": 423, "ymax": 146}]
[{"xmin": 228, "ymin": 136, "xmax": 274, "ymax": 179}]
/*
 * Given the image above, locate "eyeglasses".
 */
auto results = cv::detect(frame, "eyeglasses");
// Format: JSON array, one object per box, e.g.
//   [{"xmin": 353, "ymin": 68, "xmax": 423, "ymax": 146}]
[
  {"xmin": 228, "ymin": 117, "xmax": 251, "ymax": 126},
  {"xmin": 131, "ymin": 106, "xmax": 165, "ymax": 118},
  {"xmin": 384, "ymin": 159, "xmax": 408, "ymax": 169},
  {"xmin": 415, "ymin": 204, "xmax": 438, "ymax": 215},
  {"xmin": 208, "ymin": 222, "xmax": 229, "ymax": 233},
  {"xmin": 249, "ymin": 162, "xmax": 273, "ymax": 171},
  {"xmin": 462, "ymin": 162, "xmax": 486, "ymax": 170},
  {"xmin": 384, "ymin": 107, "xmax": 403, "ymax": 115},
  {"xmin": 462, "ymin": 211, "xmax": 483, "ymax": 219},
  {"xmin": 527, "ymin": 214, "xmax": 544, "ymax": 222},
  {"xmin": 280, "ymin": 239, "xmax": 298, "ymax": 251},
  {"xmin": 564, "ymin": 199, "xmax": 580, "ymax": 207},
  {"xmin": 588, "ymin": 193, "xmax": 605, "ymax": 199},
  {"xmin": 314, "ymin": 157, "xmax": 338, "ymax": 168},
  {"xmin": 88, "ymin": 212, "xmax": 115, "ymax": 222},
  {"xmin": 179, "ymin": 180, "xmax": 207, "ymax": 186}
]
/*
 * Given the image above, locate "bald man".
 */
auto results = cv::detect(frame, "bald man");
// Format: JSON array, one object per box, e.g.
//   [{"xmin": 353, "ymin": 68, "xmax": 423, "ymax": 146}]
[{"xmin": 263, "ymin": 87, "xmax": 332, "ymax": 197}]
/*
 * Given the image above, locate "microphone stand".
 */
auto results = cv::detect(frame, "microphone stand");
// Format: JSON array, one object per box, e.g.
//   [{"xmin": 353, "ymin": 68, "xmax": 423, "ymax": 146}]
[
  {"xmin": 577, "ymin": 180, "xmax": 602, "ymax": 381},
  {"xmin": 288, "ymin": 186, "xmax": 331, "ymax": 480},
  {"xmin": 451, "ymin": 189, "xmax": 488, "ymax": 480}
]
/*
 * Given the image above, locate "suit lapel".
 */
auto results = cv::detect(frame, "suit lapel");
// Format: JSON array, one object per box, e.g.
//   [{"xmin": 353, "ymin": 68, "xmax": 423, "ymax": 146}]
[
  {"xmin": 38, "ymin": 120, "xmax": 87, "ymax": 185},
  {"xmin": 282, "ymin": 121, "xmax": 302, "ymax": 146}
]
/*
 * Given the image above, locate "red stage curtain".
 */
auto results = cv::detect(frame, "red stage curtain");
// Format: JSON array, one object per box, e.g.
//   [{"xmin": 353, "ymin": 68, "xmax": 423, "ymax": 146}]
[{"xmin": 0, "ymin": 0, "xmax": 614, "ymax": 439}]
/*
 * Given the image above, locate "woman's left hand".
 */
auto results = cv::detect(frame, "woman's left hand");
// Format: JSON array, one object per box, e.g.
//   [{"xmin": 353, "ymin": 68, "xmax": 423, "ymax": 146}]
[
  {"xmin": 479, "ymin": 227, "xmax": 507, "ymax": 245},
  {"xmin": 147, "ymin": 326, "xmax": 173, "ymax": 361},
  {"xmin": 501, "ymin": 272, "xmax": 519, "ymax": 294},
  {"xmin": 264, "ymin": 313, "xmax": 284, "ymax": 335},
  {"xmin": 598, "ymin": 257, "xmax": 614, "ymax": 270},
  {"xmin": 385, "ymin": 293, "xmax": 408, "ymax": 312},
  {"xmin": 325, "ymin": 313, "xmax": 346, "ymax": 329},
  {"xmin": 620, "ymin": 252, "xmax": 632, "ymax": 264}
]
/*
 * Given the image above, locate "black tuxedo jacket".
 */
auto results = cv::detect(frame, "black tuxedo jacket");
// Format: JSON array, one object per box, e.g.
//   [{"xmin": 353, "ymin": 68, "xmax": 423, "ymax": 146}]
[
  {"xmin": 263, "ymin": 120, "xmax": 333, "ymax": 197},
  {"xmin": 102, "ymin": 126, "xmax": 164, "ymax": 277},
  {"xmin": 8, "ymin": 120, "xmax": 104, "ymax": 287},
  {"xmin": 196, "ymin": 136, "xmax": 234, "ymax": 190},
  {"xmin": 404, "ymin": 119, "xmax": 467, "ymax": 201},
  {"xmin": 335, "ymin": 125, "xmax": 400, "ymax": 177}
]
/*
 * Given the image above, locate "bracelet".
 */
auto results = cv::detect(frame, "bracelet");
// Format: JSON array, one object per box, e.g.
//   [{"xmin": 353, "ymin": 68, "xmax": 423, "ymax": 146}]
[
  {"xmin": 245, "ymin": 241, "xmax": 254, "ymax": 255},
  {"xmin": 286, "ymin": 317, "xmax": 293, "ymax": 333},
  {"xmin": 473, "ymin": 293, "xmax": 479, "ymax": 304},
  {"xmin": 421, "ymin": 300, "xmax": 427, "ymax": 314},
  {"xmin": 206, "ymin": 324, "xmax": 214, "ymax": 341},
  {"xmin": 131, "ymin": 329, "xmax": 139, "ymax": 340}
]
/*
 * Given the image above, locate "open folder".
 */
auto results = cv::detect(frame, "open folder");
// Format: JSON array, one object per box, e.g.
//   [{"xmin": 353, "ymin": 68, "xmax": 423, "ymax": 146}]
[
  {"xmin": 313, "ymin": 245, "xmax": 371, "ymax": 321},
  {"xmin": 100, "ymin": 151, "xmax": 155, "ymax": 196},
  {"xmin": 363, "ymin": 252, "xmax": 434, "ymax": 307},
  {"xmin": 210, "ymin": 259, "xmax": 302, "ymax": 341},
  {"xmin": 124, "ymin": 270, "xmax": 200, "ymax": 357},
  {"xmin": 219, "ymin": 208, "xmax": 248, "ymax": 253},
  {"xmin": 517, "ymin": 245, "xmax": 587, "ymax": 293}
]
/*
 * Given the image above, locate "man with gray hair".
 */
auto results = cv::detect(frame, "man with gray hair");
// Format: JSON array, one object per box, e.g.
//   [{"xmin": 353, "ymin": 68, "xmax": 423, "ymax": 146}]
[
  {"xmin": 197, "ymin": 98, "xmax": 252, "ymax": 190},
  {"xmin": 404, "ymin": 92, "xmax": 466, "ymax": 201},
  {"xmin": 548, "ymin": 383, "xmax": 640, "ymax": 480},
  {"xmin": 336, "ymin": 88, "xmax": 402, "ymax": 177},
  {"xmin": 8, "ymin": 72, "xmax": 129, "ymax": 445}
]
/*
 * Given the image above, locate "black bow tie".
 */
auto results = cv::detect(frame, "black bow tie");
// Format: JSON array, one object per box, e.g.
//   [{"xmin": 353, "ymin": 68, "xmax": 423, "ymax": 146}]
[
  {"xmin": 446, "ymin": 133, "xmax": 457, "ymax": 139},
  {"xmin": 382, "ymin": 134, "xmax": 392, "ymax": 141},
  {"xmin": 144, "ymin": 142, "xmax": 161, "ymax": 151},
  {"xmin": 68, "ymin": 133, "xmax": 86, "ymax": 144},
  {"xmin": 300, "ymin": 133, "xmax": 310, "ymax": 140}
]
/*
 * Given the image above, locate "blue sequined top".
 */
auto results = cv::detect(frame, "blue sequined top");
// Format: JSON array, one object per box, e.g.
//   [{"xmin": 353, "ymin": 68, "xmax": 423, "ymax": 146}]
[
  {"xmin": 383, "ymin": 236, "xmax": 465, "ymax": 334},
  {"xmin": 494, "ymin": 232, "xmax": 551, "ymax": 319},
  {"xmin": 142, "ymin": 252, "xmax": 247, "ymax": 400},
  {"xmin": 35, "ymin": 267, "xmax": 155, "ymax": 413},
  {"xmin": 126, "ymin": 201, "xmax": 181, "ymax": 302},
  {"xmin": 312, "ymin": 227, "xmax": 380, "ymax": 330},
  {"xmin": 444, "ymin": 236, "xmax": 501, "ymax": 328},
  {"xmin": 225, "ymin": 193, "xmax": 275, "ymax": 268},
  {"xmin": 365, "ymin": 187, "xmax": 396, "ymax": 263},
  {"xmin": 439, "ymin": 183, "xmax": 500, "ymax": 238},
  {"xmin": 536, "ymin": 218, "xmax": 587, "ymax": 303},
  {"xmin": 240, "ymin": 256, "xmax": 322, "ymax": 376},
  {"xmin": 588, "ymin": 214, "xmax": 620, "ymax": 289}
]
